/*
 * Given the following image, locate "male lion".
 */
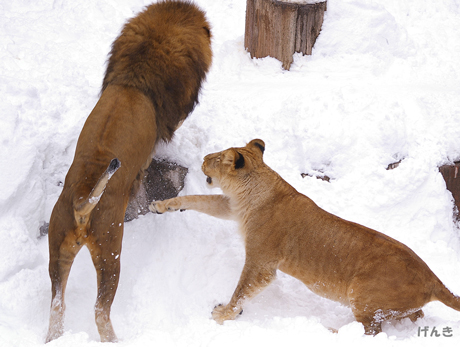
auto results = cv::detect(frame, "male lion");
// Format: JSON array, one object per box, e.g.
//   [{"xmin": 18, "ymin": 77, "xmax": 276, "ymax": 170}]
[
  {"xmin": 150, "ymin": 139, "xmax": 460, "ymax": 335},
  {"xmin": 46, "ymin": 1, "xmax": 212, "ymax": 343}
]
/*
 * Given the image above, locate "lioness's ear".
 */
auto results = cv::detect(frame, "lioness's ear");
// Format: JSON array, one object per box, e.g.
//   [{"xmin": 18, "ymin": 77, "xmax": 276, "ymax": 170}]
[
  {"xmin": 247, "ymin": 139, "xmax": 265, "ymax": 155},
  {"xmin": 235, "ymin": 152, "xmax": 245, "ymax": 169}
]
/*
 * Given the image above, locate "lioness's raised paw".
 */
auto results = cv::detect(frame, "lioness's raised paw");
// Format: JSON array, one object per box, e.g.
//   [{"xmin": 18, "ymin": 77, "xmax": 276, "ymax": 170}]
[
  {"xmin": 149, "ymin": 199, "xmax": 182, "ymax": 214},
  {"xmin": 211, "ymin": 304, "xmax": 242, "ymax": 324}
]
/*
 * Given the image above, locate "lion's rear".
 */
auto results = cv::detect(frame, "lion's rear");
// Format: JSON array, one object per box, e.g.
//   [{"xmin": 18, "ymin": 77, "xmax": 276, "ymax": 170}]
[{"xmin": 47, "ymin": 1, "xmax": 212, "ymax": 342}]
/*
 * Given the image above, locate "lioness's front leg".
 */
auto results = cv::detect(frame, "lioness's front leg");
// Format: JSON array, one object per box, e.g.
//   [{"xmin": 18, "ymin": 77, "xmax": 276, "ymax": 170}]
[
  {"xmin": 213, "ymin": 259, "xmax": 277, "ymax": 324},
  {"xmin": 149, "ymin": 195, "xmax": 234, "ymax": 220}
]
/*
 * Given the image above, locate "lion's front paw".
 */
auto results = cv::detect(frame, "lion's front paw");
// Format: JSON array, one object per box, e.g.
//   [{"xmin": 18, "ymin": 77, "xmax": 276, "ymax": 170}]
[
  {"xmin": 149, "ymin": 199, "xmax": 183, "ymax": 214},
  {"xmin": 211, "ymin": 304, "xmax": 242, "ymax": 324}
]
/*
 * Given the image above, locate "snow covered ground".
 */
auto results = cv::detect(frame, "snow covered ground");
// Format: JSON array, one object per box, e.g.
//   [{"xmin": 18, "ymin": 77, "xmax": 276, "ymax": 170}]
[{"xmin": 1, "ymin": 0, "xmax": 460, "ymax": 345}]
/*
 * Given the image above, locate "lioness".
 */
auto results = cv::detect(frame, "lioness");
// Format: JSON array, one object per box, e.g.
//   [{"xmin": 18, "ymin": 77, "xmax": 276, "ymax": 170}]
[
  {"xmin": 46, "ymin": 1, "xmax": 212, "ymax": 343},
  {"xmin": 150, "ymin": 139, "xmax": 460, "ymax": 335}
]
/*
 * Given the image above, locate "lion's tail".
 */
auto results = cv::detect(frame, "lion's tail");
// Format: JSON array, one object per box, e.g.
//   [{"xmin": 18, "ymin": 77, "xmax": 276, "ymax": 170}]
[
  {"xmin": 433, "ymin": 280, "xmax": 460, "ymax": 312},
  {"xmin": 73, "ymin": 158, "xmax": 121, "ymax": 225}
]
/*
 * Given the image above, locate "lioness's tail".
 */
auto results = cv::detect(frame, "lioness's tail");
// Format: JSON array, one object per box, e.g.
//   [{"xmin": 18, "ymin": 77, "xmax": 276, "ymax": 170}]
[
  {"xmin": 74, "ymin": 158, "xmax": 121, "ymax": 225},
  {"xmin": 433, "ymin": 280, "xmax": 460, "ymax": 312}
]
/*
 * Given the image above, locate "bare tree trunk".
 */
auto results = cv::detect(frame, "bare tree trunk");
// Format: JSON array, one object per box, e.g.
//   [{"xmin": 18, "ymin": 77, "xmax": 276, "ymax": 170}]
[{"xmin": 245, "ymin": 0, "xmax": 327, "ymax": 70}]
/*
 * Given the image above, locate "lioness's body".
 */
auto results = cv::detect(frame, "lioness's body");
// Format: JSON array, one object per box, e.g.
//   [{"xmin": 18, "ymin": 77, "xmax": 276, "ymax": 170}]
[
  {"xmin": 150, "ymin": 139, "xmax": 460, "ymax": 335},
  {"xmin": 46, "ymin": 1, "xmax": 212, "ymax": 342}
]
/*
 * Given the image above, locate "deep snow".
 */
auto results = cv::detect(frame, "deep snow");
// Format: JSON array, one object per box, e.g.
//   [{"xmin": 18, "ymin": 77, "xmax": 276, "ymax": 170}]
[{"xmin": 1, "ymin": 0, "xmax": 460, "ymax": 346}]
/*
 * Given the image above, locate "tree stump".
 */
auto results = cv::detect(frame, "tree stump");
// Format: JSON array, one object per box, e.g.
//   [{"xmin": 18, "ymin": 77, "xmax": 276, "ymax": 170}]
[
  {"xmin": 245, "ymin": 0, "xmax": 327, "ymax": 70},
  {"xmin": 439, "ymin": 162, "xmax": 460, "ymax": 220}
]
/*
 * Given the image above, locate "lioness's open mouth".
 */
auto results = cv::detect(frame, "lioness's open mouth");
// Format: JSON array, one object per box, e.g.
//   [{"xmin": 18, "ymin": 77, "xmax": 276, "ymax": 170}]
[{"xmin": 206, "ymin": 176, "xmax": 212, "ymax": 184}]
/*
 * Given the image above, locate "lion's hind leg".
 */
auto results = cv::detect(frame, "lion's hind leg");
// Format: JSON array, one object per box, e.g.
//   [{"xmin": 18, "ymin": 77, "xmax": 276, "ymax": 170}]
[
  {"xmin": 87, "ymin": 234, "xmax": 121, "ymax": 343},
  {"xmin": 46, "ymin": 231, "xmax": 83, "ymax": 342}
]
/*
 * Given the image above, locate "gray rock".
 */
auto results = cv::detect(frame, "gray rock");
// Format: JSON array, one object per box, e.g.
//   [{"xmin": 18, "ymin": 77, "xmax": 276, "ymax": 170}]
[{"xmin": 124, "ymin": 159, "xmax": 188, "ymax": 221}]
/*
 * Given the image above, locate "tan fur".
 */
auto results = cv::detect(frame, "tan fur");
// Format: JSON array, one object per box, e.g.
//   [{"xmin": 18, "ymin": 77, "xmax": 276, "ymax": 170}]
[
  {"xmin": 46, "ymin": 1, "xmax": 212, "ymax": 342},
  {"xmin": 150, "ymin": 139, "xmax": 460, "ymax": 335}
]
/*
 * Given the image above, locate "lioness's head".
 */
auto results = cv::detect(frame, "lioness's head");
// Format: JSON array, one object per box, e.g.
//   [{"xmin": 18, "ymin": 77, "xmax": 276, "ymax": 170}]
[{"xmin": 202, "ymin": 139, "xmax": 265, "ymax": 190}]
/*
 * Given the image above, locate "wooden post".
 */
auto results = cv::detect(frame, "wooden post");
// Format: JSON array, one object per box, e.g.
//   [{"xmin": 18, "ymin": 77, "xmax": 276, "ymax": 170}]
[
  {"xmin": 245, "ymin": 0, "xmax": 327, "ymax": 70},
  {"xmin": 439, "ymin": 162, "xmax": 460, "ymax": 220}
]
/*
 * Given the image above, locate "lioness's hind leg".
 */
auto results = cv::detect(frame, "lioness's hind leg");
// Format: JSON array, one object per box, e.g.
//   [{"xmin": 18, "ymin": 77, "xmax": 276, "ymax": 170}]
[
  {"xmin": 362, "ymin": 320, "xmax": 383, "ymax": 336},
  {"xmin": 348, "ymin": 295, "xmax": 383, "ymax": 335},
  {"xmin": 354, "ymin": 309, "xmax": 423, "ymax": 335},
  {"xmin": 400, "ymin": 309, "xmax": 424, "ymax": 323},
  {"xmin": 351, "ymin": 306, "xmax": 382, "ymax": 336}
]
